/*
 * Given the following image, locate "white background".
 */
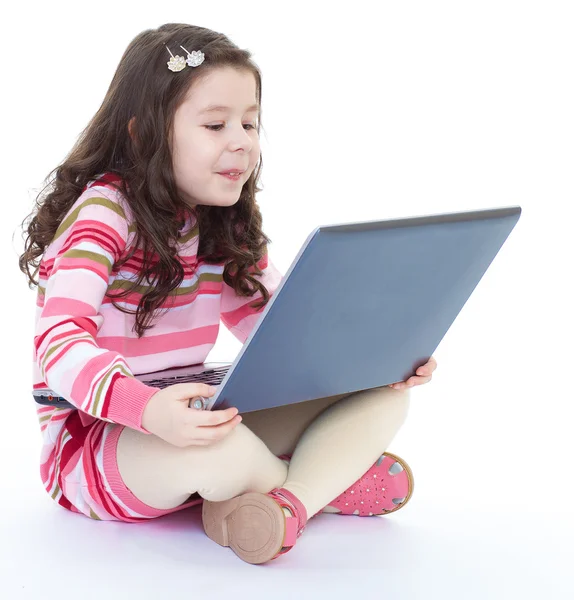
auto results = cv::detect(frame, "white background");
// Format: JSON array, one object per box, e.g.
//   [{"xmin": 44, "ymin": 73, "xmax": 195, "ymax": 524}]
[{"xmin": 1, "ymin": 1, "xmax": 572, "ymax": 598}]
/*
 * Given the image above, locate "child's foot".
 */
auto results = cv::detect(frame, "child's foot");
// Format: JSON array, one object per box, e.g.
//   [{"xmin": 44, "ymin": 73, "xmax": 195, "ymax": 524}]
[
  {"xmin": 278, "ymin": 451, "xmax": 414, "ymax": 517},
  {"xmin": 202, "ymin": 487, "xmax": 307, "ymax": 565}
]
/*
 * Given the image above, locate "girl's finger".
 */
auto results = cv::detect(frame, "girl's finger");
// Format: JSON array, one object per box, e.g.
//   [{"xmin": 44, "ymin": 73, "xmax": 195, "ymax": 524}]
[
  {"xmin": 409, "ymin": 375, "xmax": 432, "ymax": 386},
  {"xmin": 199, "ymin": 407, "xmax": 239, "ymax": 426},
  {"xmin": 197, "ymin": 415, "xmax": 243, "ymax": 442}
]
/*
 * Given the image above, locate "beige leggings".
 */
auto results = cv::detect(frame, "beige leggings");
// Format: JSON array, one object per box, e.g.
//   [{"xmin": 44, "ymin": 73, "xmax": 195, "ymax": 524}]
[{"xmin": 116, "ymin": 385, "xmax": 411, "ymax": 518}]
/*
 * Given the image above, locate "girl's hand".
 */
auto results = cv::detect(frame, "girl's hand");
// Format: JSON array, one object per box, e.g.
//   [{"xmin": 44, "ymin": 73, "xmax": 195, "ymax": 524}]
[
  {"xmin": 389, "ymin": 356, "xmax": 437, "ymax": 390},
  {"xmin": 141, "ymin": 383, "xmax": 242, "ymax": 447}
]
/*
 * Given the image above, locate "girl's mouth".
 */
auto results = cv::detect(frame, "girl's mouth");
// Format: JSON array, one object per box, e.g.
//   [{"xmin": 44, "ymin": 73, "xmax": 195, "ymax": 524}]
[{"xmin": 218, "ymin": 172, "xmax": 242, "ymax": 181}]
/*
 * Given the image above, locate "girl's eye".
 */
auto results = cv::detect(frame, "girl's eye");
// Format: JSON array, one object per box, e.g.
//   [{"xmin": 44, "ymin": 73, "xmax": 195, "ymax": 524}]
[{"xmin": 205, "ymin": 124, "xmax": 257, "ymax": 131}]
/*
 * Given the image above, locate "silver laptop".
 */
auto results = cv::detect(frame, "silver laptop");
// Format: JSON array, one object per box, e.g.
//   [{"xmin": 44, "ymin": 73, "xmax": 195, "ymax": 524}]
[{"xmin": 33, "ymin": 206, "xmax": 521, "ymax": 413}]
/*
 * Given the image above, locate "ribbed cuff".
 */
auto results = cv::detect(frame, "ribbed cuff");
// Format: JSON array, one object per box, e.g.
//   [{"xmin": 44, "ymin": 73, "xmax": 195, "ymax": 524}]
[{"xmin": 106, "ymin": 376, "xmax": 159, "ymax": 433}]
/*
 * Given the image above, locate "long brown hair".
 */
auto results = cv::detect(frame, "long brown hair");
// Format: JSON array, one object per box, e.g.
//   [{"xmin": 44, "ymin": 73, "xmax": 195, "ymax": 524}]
[{"xmin": 19, "ymin": 23, "xmax": 272, "ymax": 337}]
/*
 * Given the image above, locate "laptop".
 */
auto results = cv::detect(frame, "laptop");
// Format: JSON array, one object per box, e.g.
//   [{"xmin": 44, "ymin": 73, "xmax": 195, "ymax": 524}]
[{"xmin": 33, "ymin": 205, "xmax": 521, "ymax": 413}]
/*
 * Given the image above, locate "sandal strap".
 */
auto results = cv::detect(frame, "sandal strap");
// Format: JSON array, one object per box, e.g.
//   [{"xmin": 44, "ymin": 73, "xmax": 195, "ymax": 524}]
[{"xmin": 268, "ymin": 488, "xmax": 308, "ymax": 545}]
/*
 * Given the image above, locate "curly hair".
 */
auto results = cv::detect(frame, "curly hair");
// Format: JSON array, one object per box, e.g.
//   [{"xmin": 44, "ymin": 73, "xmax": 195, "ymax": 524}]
[{"xmin": 18, "ymin": 23, "xmax": 272, "ymax": 337}]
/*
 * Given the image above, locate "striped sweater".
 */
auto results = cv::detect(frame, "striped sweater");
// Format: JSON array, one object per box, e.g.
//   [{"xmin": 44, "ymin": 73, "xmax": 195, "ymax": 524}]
[{"xmin": 33, "ymin": 173, "xmax": 283, "ymax": 513}]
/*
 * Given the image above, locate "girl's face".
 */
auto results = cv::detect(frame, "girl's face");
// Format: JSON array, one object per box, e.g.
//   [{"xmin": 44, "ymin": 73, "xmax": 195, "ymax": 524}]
[{"xmin": 171, "ymin": 66, "xmax": 261, "ymax": 208}]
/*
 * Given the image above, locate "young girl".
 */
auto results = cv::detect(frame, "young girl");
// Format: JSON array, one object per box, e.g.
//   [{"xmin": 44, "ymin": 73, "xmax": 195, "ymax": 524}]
[{"xmin": 19, "ymin": 23, "xmax": 437, "ymax": 565}]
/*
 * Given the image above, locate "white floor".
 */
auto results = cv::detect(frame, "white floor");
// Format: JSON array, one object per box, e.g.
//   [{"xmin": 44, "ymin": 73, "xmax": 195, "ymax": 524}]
[
  {"xmin": 2, "ymin": 476, "xmax": 571, "ymax": 599},
  {"xmin": 2, "ymin": 369, "xmax": 572, "ymax": 599}
]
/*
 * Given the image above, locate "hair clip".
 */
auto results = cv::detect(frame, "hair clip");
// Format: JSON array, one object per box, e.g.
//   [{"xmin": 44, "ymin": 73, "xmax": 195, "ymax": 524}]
[
  {"xmin": 180, "ymin": 46, "xmax": 205, "ymax": 67},
  {"xmin": 165, "ymin": 45, "xmax": 205, "ymax": 72}
]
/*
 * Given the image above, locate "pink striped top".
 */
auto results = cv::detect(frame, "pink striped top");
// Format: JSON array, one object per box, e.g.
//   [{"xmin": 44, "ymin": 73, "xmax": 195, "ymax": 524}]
[{"xmin": 33, "ymin": 173, "xmax": 283, "ymax": 514}]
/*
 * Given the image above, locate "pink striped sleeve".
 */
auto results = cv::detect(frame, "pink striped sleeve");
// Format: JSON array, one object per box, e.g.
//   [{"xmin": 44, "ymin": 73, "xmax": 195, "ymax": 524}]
[
  {"xmin": 220, "ymin": 249, "xmax": 284, "ymax": 344},
  {"xmin": 34, "ymin": 193, "xmax": 158, "ymax": 432}
]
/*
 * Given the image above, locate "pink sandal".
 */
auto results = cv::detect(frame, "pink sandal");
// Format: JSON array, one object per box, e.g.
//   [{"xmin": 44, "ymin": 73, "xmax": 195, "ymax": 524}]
[
  {"xmin": 202, "ymin": 487, "xmax": 308, "ymax": 565},
  {"xmin": 278, "ymin": 451, "xmax": 414, "ymax": 516}
]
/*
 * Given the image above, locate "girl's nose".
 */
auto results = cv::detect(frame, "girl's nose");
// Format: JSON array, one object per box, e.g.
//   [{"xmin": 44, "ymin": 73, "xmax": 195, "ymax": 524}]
[{"xmin": 228, "ymin": 128, "xmax": 254, "ymax": 151}]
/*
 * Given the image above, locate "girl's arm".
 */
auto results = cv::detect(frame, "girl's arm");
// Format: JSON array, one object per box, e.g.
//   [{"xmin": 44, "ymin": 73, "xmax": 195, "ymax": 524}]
[
  {"xmin": 220, "ymin": 250, "xmax": 283, "ymax": 344},
  {"xmin": 33, "ymin": 191, "xmax": 157, "ymax": 433}
]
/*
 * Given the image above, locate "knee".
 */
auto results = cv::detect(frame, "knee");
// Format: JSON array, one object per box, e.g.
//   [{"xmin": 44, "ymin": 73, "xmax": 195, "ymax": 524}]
[
  {"xmin": 385, "ymin": 385, "xmax": 411, "ymax": 414},
  {"xmin": 206, "ymin": 422, "xmax": 266, "ymax": 463},
  {"xmin": 362, "ymin": 386, "xmax": 411, "ymax": 433},
  {"xmin": 383, "ymin": 385, "xmax": 411, "ymax": 421},
  {"xmin": 386, "ymin": 386, "xmax": 411, "ymax": 425},
  {"xmin": 200, "ymin": 422, "xmax": 283, "ymax": 480}
]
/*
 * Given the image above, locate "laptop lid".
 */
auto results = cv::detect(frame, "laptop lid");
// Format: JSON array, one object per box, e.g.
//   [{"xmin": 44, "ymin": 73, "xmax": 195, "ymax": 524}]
[{"xmin": 210, "ymin": 206, "xmax": 521, "ymax": 413}]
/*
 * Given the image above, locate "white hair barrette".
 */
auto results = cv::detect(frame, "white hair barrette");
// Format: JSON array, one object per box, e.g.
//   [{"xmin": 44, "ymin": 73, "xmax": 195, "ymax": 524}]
[{"xmin": 166, "ymin": 45, "xmax": 205, "ymax": 72}]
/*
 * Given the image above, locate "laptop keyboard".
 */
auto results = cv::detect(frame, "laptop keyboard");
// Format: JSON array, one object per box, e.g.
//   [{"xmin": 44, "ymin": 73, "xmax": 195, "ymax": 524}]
[
  {"xmin": 143, "ymin": 365, "xmax": 231, "ymax": 389},
  {"xmin": 32, "ymin": 366, "xmax": 232, "ymax": 408}
]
